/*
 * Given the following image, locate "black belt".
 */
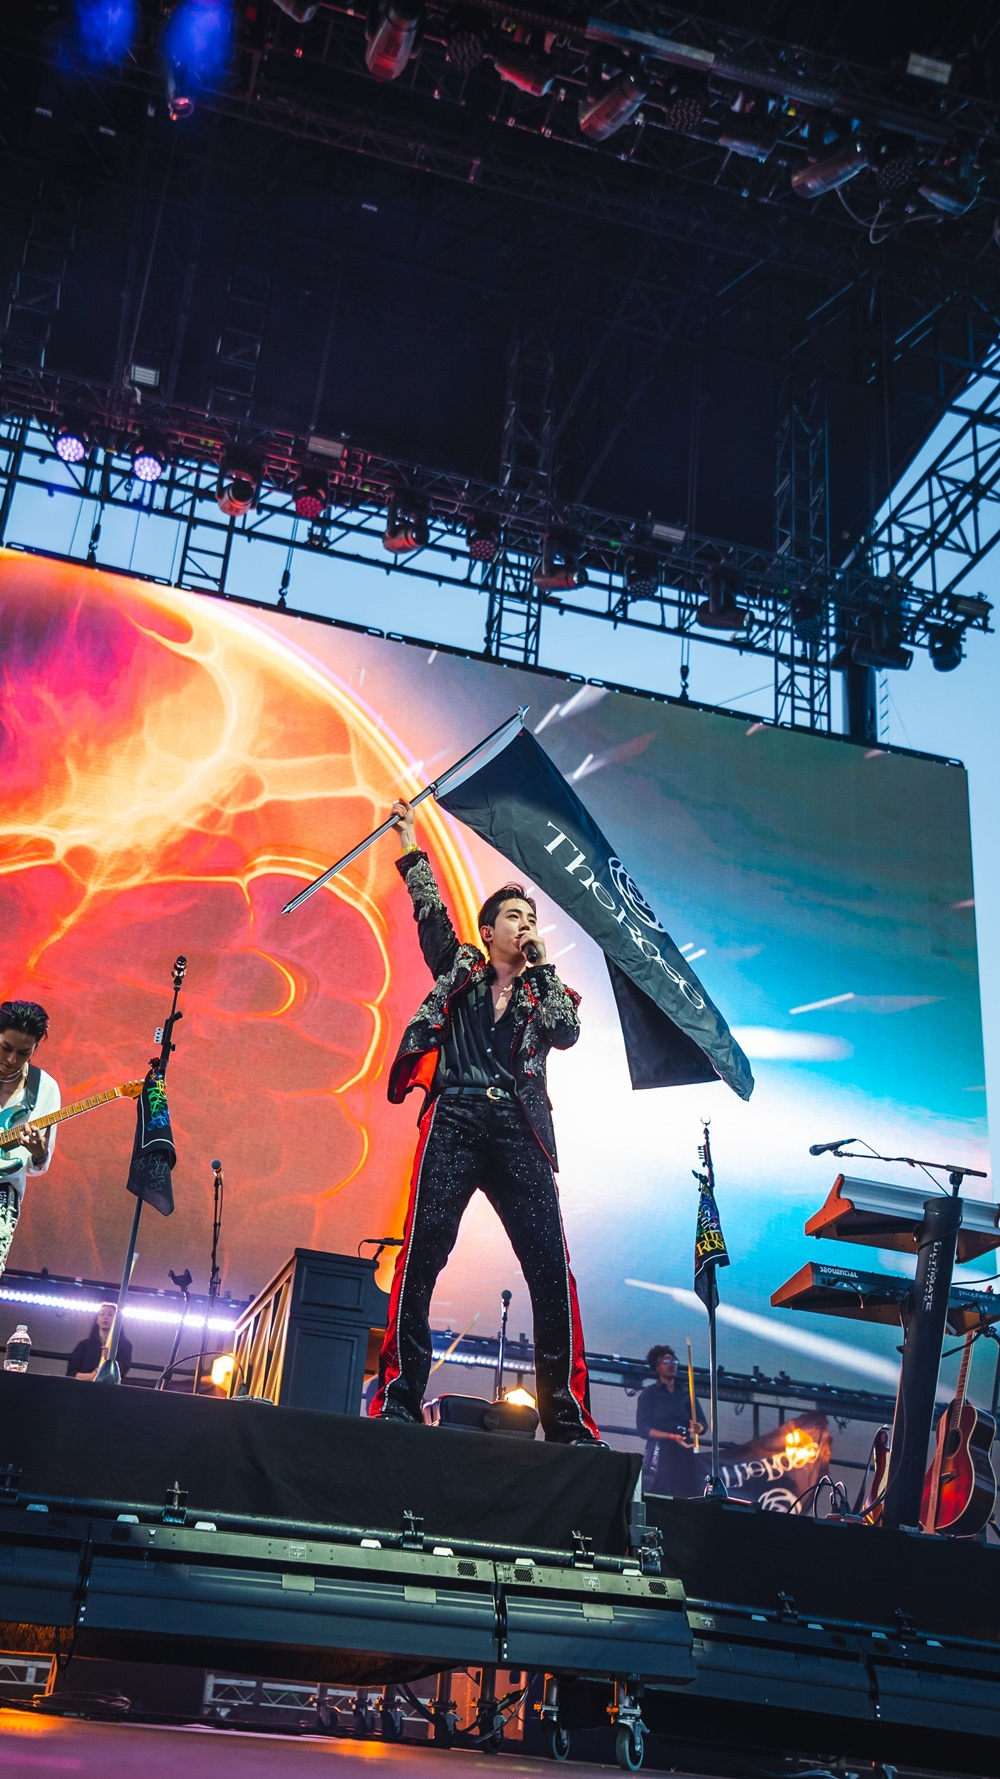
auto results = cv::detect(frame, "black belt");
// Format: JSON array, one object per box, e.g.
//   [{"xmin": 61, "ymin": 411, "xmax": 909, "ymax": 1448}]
[{"xmin": 441, "ymin": 1085, "xmax": 514, "ymax": 1102}]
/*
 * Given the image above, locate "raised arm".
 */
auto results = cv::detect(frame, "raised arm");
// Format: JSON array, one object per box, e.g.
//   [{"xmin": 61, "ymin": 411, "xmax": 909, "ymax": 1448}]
[{"xmin": 393, "ymin": 799, "xmax": 462, "ymax": 979}]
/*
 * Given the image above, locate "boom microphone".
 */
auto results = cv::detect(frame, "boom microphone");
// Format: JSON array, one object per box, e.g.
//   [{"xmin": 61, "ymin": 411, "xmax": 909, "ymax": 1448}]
[{"xmin": 808, "ymin": 1137, "xmax": 856, "ymax": 1157}]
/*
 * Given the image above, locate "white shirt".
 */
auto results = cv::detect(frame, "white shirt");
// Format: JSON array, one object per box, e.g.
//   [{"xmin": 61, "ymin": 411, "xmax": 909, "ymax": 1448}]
[{"xmin": 0, "ymin": 1065, "xmax": 61, "ymax": 1204}]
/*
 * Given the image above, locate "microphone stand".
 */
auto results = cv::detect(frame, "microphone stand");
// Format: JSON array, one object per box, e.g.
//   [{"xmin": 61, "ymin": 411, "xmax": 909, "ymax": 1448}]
[
  {"xmin": 495, "ymin": 1289, "xmax": 512, "ymax": 1402},
  {"xmin": 193, "ymin": 1162, "xmax": 225, "ymax": 1396},
  {"xmin": 95, "ymin": 956, "xmax": 186, "ymax": 1385},
  {"xmin": 159, "ymin": 1268, "xmax": 192, "ymax": 1391},
  {"xmin": 820, "ymin": 1143, "xmax": 987, "ymax": 1190}
]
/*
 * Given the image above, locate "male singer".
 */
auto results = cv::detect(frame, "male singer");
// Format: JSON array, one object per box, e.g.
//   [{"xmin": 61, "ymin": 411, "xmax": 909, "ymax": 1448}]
[{"xmin": 369, "ymin": 799, "xmax": 602, "ymax": 1444}]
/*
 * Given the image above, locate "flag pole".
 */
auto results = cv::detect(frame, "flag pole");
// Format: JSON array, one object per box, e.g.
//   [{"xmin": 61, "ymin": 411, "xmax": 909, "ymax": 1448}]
[
  {"xmin": 280, "ymin": 708, "xmax": 527, "ymax": 916},
  {"xmin": 94, "ymin": 956, "xmax": 187, "ymax": 1385},
  {"xmin": 694, "ymin": 1117, "xmax": 729, "ymax": 1499},
  {"xmin": 705, "ymin": 1279, "xmax": 727, "ymax": 1498}
]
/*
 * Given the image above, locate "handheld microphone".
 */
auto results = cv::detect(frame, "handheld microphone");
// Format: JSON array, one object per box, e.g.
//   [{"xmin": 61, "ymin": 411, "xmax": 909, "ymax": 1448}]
[
  {"xmin": 808, "ymin": 1136, "xmax": 856, "ymax": 1157},
  {"xmin": 524, "ymin": 941, "xmax": 540, "ymax": 963},
  {"xmin": 211, "ymin": 1158, "xmax": 223, "ymax": 1175}
]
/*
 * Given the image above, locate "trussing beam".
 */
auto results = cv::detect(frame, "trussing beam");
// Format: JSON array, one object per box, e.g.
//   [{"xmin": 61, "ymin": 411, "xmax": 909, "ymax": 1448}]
[
  {"xmin": 0, "ymin": 401, "xmax": 991, "ymax": 737},
  {"xmin": 855, "ymin": 342, "xmax": 1000, "ymax": 604}
]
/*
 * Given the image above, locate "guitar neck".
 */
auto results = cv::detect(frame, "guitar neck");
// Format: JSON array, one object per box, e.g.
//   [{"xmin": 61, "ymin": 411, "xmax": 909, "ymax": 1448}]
[
  {"xmin": 0, "ymin": 1087, "xmax": 125, "ymax": 1149},
  {"xmin": 954, "ymin": 1331, "xmax": 976, "ymax": 1421}
]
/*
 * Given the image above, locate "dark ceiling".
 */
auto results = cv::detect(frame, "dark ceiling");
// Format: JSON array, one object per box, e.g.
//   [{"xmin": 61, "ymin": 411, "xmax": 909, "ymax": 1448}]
[{"xmin": 2, "ymin": 0, "xmax": 999, "ymax": 562}]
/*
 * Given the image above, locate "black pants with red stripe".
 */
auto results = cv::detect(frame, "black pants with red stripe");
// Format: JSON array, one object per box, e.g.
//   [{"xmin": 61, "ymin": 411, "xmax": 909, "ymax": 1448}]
[{"xmin": 370, "ymin": 1092, "xmax": 598, "ymax": 1442}]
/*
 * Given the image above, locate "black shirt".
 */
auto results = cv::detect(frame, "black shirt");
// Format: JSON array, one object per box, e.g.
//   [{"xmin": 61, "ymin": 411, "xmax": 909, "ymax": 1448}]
[
  {"xmin": 433, "ymin": 973, "xmax": 518, "ymax": 1095},
  {"xmin": 66, "ymin": 1330, "xmax": 133, "ymax": 1379},
  {"xmin": 636, "ymin": 1379, "xmax": 707, "ymax": 1497}
]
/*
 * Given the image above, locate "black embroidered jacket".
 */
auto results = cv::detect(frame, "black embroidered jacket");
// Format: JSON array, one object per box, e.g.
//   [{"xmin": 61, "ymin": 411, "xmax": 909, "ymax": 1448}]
[{"xmin": 388, "ymin": 850, "xmax": 581, "ymax": 1169}]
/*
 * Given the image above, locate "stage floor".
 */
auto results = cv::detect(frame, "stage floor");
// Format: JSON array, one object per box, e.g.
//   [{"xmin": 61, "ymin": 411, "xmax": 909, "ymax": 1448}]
[{"xmin": 0, "ymin": 1715, "xmax": 654, "ymax": 1778}]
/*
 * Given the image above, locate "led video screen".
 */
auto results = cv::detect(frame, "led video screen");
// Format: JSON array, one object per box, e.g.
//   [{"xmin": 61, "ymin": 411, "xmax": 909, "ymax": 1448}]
[{"xmin": 0, "ymin": 553, "xmax": 987, "ymax": 1390}]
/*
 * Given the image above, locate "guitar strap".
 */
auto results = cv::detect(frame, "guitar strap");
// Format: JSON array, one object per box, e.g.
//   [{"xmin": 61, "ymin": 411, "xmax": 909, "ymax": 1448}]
[{"xmin": 23, "ymin": 1066, "xmax": 40, "ymax": 1118}]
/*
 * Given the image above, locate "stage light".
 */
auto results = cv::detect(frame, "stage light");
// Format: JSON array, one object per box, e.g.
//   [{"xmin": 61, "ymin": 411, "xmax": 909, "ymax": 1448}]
[
  {"xmin": 446, "ymin": 9, "xmax": 490, "ymax": 70},
  {"xmin": 696, "ymin": 568, "xmax": 745, "ymax": 631},
  {"xmin": 873, "ymin": 140, "xmax": 916, "ymax": 196},
  {"xmin": 383, "ymin": 498, "xmax": 428, "ymax": 553},
  {"xmin": 850, "ymin": 611, "xmax": 912, "ymax": 671},
  {"xmin": 467, "ymin": 515, "xmax": 499, "ymax": 562},
  {"xmin": 55, "ymin": 418, "xmax": 89, "ymax": 464},
  {"xmin": 163, "ymin": 0, "xmax": 234, "ymax": 119},
  {"xmin": 216, "ymin": 456, "xmax": 259, "ymax": 517},
  {"xmin": 75, "ymin": 0, "xmax": 138, "ymax": 65},
  {"xmin": 918, "ymin": 169, "xmax": 978, "ymax": 215},
  {"xmin": 790, "ymin": 594, "xmax": 824, "ymax": 640},
  {"xmin": 211, "ymin": 1353, "xmax": 236, "ymax": 1388},
  {"xmin": 948, "ymin": 592, "xmax": 990, "ymax": 621},
  {"xmin": 928, "ymin": 624, "xmax": 964, "ymax": 672},
  {"xmin": 659, "ymin": 80, "xmax": 705, "ymax": 134},
  {"xmin": 293, "ymin": 475, "xmax": 327, "ymax": 520},
  {"xmin": 534, "ymin": 533, "xmax": 587, "ymax": 592},
  {"xmin": 579, "ymin": 65, "xmax": 647, "ymax": 143},
  {"xmin": 504, "ymin": 1384, "xmax": 536, "ymax": 1409},
  {"xmin": 0, "ymin": 1284, "xmax": 236, "ymax": 1332},
  {"xmin": 493, "ymin": 44, "xmax": 553, "ymax": 96},
  {"xmin": 131, "ymin": 438, "xmax": 166, "ymax": 483},
  {"xmin": 718, "ymin": 119, "xmax": 773, "ymax": 161},
  {"xmin": 365, "ymin": 0, "xmax": 422, "ymax": 81},
  {"xmin": 625, "ymin": 553, "xmax": 659, "ymax": 598},
  {"xmin": 791, "ymin": 135, "xmax": 869, "ymax": 198}
]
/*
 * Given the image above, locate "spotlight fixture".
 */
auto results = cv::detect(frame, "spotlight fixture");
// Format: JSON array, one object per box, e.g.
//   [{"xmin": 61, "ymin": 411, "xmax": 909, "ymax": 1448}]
[
  {"xmin": 365, "ymin": 0, "xmax": 422, "ymax": 81},
  {"xmin": 789, "ymin": 594, "xmax": 824, "ymax": 641},
  {"xmin": 928, "ymin": 624, "xmax": 964, "ymax": 673},
  {"xmin": 625, "ymin": 552, "xmax": 660, "ymax": 598},
  {"xmin": 131, "ymin": 437, "xmax": 166, "ymax": 483},
  {"xmin": 165, "ymin": 61, "xmax": 195, "ymax": 120},
  {"xmin": 850, "ymin": 611, "xmax": 912, "ymax": 672},
  {"xmin": 718, "ymin": 119, "xmax": 773, "ymax": 160},
  {"xmin": 55, "ymin": 416, "xmax": 90, "ymax": 465},
  {"xmin": 791, "ymin": 135, "xmax": 869, "ymax": 198},
  {"xmin": 445, "ymin": 9, "xmax": 490, "ymax": 70},
  {"xmin": 293, "ymin": 475, "xmax": 328, "ymax": 520},
  {"xmin": 383, "ymin": 497, "xmax": 428, "ymax": 553},
  {"xmin": 216, "ymin": 455, "xmax": 260, "ymax": 517},
  {"xmin": 467, "ymin": 515, "xmax": 499, "ymax": 562},
  {"xmin": 918, "ymin": 169, "xmax": 978, "ymax": 215},
  {"xmin": 659, "ymin": 80, "xmax": 705, "ymax": 134},
  {"xmin": 873, "ymin": 140, "xmax": 916, "ymax": 196},
  {"xmin": 696, "ymin": 567, "xmax": 746, "ymax": 631},
  {"xmin": 579, "ymin": 61, "xmax": 647, "ymax": 143},
  {"xmin": 493, "ymin": 42, "xmax": 553, "ymax": 96},
  {"xmin": 534, "ymin": 532, "xmax": 587, "ymax": 593}
]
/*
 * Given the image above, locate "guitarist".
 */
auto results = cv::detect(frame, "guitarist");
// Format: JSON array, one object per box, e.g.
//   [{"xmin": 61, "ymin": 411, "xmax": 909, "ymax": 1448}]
[{"xmin": 0, "ymin": 1001, "xmax": 60, "ymax": 1277}]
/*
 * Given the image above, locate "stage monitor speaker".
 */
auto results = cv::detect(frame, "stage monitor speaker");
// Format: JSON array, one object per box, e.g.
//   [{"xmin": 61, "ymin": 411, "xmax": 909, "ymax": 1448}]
[{"xmin": 423, "ymin": 1393, "xmax": 539, "ymax": 1438}]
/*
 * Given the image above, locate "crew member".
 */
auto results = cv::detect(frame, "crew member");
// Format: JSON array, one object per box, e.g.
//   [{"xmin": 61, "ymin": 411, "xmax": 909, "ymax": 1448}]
[
  {"xmin": 67, "ymin": 1302, "xmax": 133, "ymax": 1381},
  {"xmin": 636, "ymin": 1343, "xmax": 706, "ymax": 1495},
  {"xmin": 369, "ymin": 800, "xmax": 602, "ymax": 1445},
  {"xmin": 0, "ymin": 1001, "xmax": 60, "ymax": 1278}
]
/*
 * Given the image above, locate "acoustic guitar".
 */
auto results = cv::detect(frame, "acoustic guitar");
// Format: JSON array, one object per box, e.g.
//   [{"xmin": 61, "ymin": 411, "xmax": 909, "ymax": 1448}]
[
  {"xmin": 0, "ymin": 1080, "xmax": 144, "ymax": 1172},
  {"xmin": 920, "ymin": 1330, "xmax": 997, "ymax": 1536}
]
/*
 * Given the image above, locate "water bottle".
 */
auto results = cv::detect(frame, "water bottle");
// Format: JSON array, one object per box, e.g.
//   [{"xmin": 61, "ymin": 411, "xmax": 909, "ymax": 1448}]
[{"xmin": 3, "ymin": 1324, "xmax": 31, "ymax": 1372}]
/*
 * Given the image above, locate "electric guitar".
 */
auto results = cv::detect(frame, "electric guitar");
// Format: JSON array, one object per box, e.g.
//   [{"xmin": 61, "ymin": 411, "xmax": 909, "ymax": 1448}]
[
  {"xmin": 0, "ymin": 1080, "xmax": 144, "ymax": 1173},
  {"xmin": 920, "ymin": 1330, "xmax": 998, "ymax": 1536}
]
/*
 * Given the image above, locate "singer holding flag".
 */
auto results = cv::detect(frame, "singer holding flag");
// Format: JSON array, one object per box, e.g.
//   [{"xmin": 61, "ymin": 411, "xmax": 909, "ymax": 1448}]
[{"xmin": 369, "ymin": 799, "xmax": 603, "ymax": 1445}]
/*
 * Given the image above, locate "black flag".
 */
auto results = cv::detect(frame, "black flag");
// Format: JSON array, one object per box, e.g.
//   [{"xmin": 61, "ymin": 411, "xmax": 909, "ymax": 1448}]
[
  {"xmin": 694, "ymin": 1169, "xmax": 731, "ymax": 1313},
  {"xmin": 438, "ymin": 726, "xmax": 753, "ymax": 1099},
  {"xmin": 126, "ymin": 1069, "xmax": 176, "ymax": 1216}
]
